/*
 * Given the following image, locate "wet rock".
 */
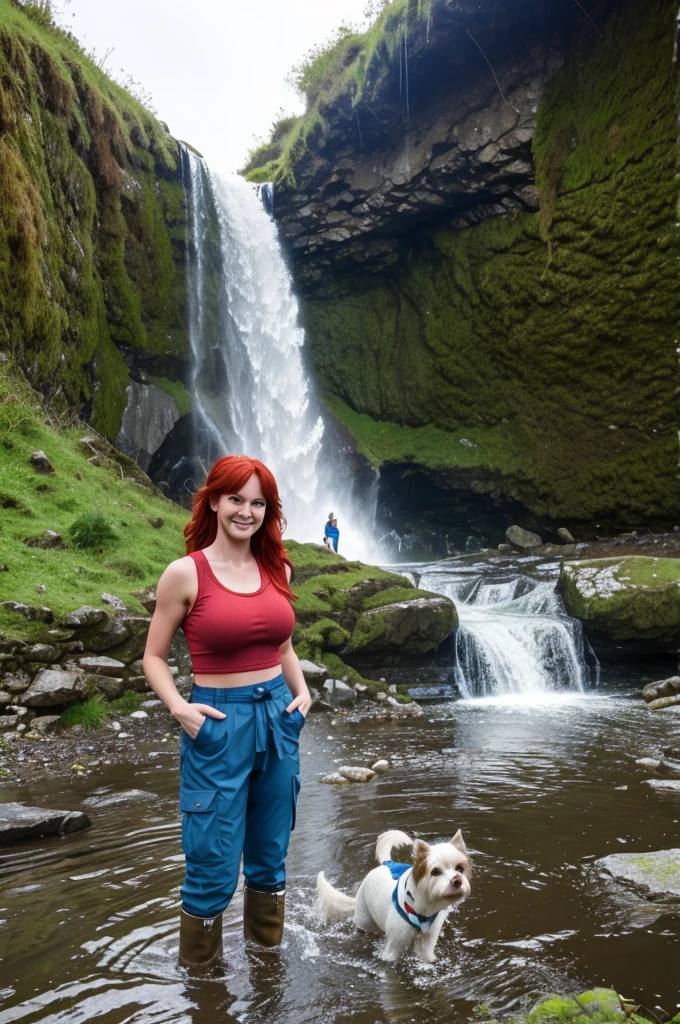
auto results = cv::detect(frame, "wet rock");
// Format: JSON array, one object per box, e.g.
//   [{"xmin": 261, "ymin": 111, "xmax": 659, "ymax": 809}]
[
  {"xmin": 596, "ymin": 848, "xmax": 680, "ymax": 897},
  {"xmin": 338, "ymin": 766, "xmax": 376, "ymax": 782},
  {"xmin": 645, "ymin": 779, "xmax": 680, "ymax": 792},
  {"xmin": 21, "ymin": 668, "xmax": 88, "ymax": 707},
  {"xmin": 558, "ymin": 527, "xmax": 576, "ymax": 544},
  {"xmin": 0, "ymin": 803, "xmax": 91, "ymax": 843},
  {"xmin": 101, "ymin": 593, "xmax": 127, "ymax": 611},
  {"xmin": 642, "ymin": 676, "xmax": 680, "ymax": 702},
  {"xmin": 323, "ymin": 679, "xmax": 356, "ymax": 704},
  {"xmin": 82, "ymin": 788, "xmax": 156, "ymax": 808},
  {"xmin": 300, "ymin": 659, "xmax": 328, "ymax": 685},
  {"xmin": 506, "ymin": 525, "xmax": 542, "ymax": 551},
  {"xmin": 371, "ymin": 759, "xmax": 389, "ymax": 772},
  {"xmin": 647, "ymin": 695, "xmax": 680, "ymax": 711},
  {"xmin": 29, "ymin": 450, "xmax": 55, "ymax": 475},
  {"xmin": 78, "ymin": 655, "xmax": 127, "ymax": 677},
  {"xmin": 319, "ymin": 772, "xmax": 351, "ymax": 784}
]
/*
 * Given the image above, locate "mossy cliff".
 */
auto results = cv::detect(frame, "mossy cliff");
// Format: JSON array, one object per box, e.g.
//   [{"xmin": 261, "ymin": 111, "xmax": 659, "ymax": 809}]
[
  {"xmin": 0, "ymin": 0, "xmax": 190, "ymax": 442},
  {"xmin": 252, "ymin": 0, "xmax": 680, "ymax": 533}
]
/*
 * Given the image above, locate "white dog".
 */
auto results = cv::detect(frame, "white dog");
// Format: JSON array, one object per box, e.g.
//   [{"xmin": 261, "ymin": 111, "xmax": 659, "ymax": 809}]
[{"xmin": 316, "ymin": 829, "xmax": 471, "ymax": 962}]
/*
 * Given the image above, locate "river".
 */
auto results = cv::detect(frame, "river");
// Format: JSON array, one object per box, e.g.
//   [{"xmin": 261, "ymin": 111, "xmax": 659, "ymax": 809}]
[{"xmin": 1, "ymin": 681, "xmax": 678, "ymax": 1022}]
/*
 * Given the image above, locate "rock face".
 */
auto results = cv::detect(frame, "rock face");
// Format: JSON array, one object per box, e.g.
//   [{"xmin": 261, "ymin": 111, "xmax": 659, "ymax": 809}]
[
  {"xmin": 115, "ymin": 382, "xmax": 181, "ymax": 472},
  {"xmin": 0, "ymin": 803, "xmax": 91, "ymax": 844},
  {"xmin": 597, "ymin": 849, "xmax": 680, "ymax": 898},
  {"xmin": 347, "ymin": 597, "xmax": 457, "ymax": 658},
  {"xmin": 560, "ymin": 557, "xmax": 680, "ymax": 651},
  {"xmin": 247, "ymin": 0, "xmax": 680, "ymax": 536}
]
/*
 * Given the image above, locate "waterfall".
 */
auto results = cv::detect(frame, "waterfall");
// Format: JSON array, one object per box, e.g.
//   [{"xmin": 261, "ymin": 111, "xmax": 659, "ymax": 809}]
[
  {"xmin": 183, "ymin": 153, "xmax": 376, "ymax": 560},
  {"xmin": 416, "ymin": 566, "xmax": 595, "ymax": 698}
]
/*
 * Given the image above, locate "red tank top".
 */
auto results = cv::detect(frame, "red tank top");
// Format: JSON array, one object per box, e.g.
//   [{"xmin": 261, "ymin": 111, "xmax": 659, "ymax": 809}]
[{"xmin": 182, "ymin": 550, "xmax": 295, "ymax": 674}]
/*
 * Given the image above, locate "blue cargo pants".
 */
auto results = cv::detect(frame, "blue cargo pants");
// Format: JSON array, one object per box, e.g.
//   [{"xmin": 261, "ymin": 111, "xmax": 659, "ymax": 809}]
[{"xmin": 179, "ymin": 675, "xmax": 304, "ymax": 919}]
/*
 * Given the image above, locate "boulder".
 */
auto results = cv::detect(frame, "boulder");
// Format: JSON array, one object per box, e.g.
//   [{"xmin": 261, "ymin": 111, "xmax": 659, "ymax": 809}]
[
  {"xmin": 596, "ymin": 848, "xmax": 680, "ymax": 898},
  {"xmin": 0, "ymin": 803, "xmax": 91, "ymax": 844},
  {"xmin": 22, "ymin": 644, "xmax": 62, "ymax": 663},
  {"xmin": 561, "ymin": 557, "xmax": 680, "ymax": 648},
  {"xmin": 91, "ymin": 676, "xmax": 126, "ymax": 700},
  {"xmin": 32, "ymin": 715, "xmax": 62, "ymax": 735},
  {"xmin": 642, "ymin": 676, "xmax": 680, "ymax": 702},
  {"xmin": 0, "ymin": 601, "xmax": 53, "ymax": 623},
  {"xmin": 29, "ymin": 450, "xmax": 55, "ymax": 475},
  {"xmin": 78, "ymin": 655, "xmax": 127, "ymax": 677},
  {"xmin": 300, "ymin": 659, "xmax": 328, "ymax": 685},
  {"xmin": 58, "ymin": 606, "xmax": 109, "ymax": 629},
  {"xmin": 647, "ymin": 694, "xmax": 680, "ymax": 711},
  {"xmin": 101, "ymin": 593, "xmax": 127, "ymax": 611},
  {"xmin": 20, "ymin": 668, "xmax": 89, "ymax": 707},
  {"xmin": 506, "ymin": 525, "xmax": 542, "ymax": 551},
  {"xmin": 346, "ymin": 596, "xmax": 457, "ymax": 657},
  {"xmin": 557, "ymin": 527, "xmax": 576, "ymax": 544},
  {"xmin": 323, "ymin": 679, "xmax": 356, "ymax": 704}
]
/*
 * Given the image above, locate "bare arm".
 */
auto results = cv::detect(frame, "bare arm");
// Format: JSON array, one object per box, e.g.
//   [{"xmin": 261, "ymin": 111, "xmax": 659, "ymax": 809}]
[
  {"xmin": 281, "ymin": 564, "xmax": 312, "ymax": 716},
  {"xmin": 142, "ymin": 558, "xmax": 225, "ymax": 737}
]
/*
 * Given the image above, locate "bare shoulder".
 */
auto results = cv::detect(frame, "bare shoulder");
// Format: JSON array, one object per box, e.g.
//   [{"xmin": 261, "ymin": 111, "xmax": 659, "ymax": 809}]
[
  {"xmin": 284, "ymin": 563, "xmax": 292, "ymax": 583},
  {"xmin": 157, "ymin": 555, "xmax": 197, "ymax": 596}
]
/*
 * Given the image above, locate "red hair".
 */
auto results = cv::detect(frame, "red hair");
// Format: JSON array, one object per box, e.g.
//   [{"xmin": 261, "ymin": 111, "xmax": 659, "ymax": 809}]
[{"xmin": 184, "ymin": 455, "xmax": 295, "ymax": 601}]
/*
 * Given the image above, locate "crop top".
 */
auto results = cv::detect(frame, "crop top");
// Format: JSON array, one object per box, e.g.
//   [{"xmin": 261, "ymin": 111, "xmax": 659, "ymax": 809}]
[{"xmin": 182, "ymin": 550, "xmax": 296, "ymax": 674}]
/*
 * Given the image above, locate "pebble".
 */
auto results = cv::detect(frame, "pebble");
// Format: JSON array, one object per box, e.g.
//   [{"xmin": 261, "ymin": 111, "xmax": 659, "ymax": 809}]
[
  {"xmin": 117, "ymin": 733, "xmax": 130, "ymax": 739},
  {"xmin": 371, "ymin": 759, "xmax": 389, "ymax": 772},
  {"xmin": 129, "ymin": 710, "xmax": 148, "ymax": 719},
  {"xmin": 110, "ymin": 721, "xmax": 121, "ymax": 732}
]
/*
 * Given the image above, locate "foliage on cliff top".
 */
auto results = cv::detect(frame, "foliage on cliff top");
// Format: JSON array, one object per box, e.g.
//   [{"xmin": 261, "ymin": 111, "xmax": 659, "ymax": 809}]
[{"xmin": 242, "ymin": 0, "xmax": 435, "ymax": 184}]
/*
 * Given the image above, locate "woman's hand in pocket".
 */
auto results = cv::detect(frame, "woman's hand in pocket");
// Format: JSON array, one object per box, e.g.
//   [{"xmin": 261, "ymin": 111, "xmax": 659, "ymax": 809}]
[
  {"xmin": 173, "ymin": 701, "xmax": 226, "ymax": 738},
  {"xmin": 285, "ymin": 690, "xmax": 313, "ymax": 719}
]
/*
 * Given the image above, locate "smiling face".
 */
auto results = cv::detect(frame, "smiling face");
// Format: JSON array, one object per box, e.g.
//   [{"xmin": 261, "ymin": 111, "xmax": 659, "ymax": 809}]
[
  {"xmin": 412, "ymin": 832, "xmax": 472, "ymax": 912},
  {"xmin": 210, "ymin": 472, "xmax": 266, "ymax": 544}
]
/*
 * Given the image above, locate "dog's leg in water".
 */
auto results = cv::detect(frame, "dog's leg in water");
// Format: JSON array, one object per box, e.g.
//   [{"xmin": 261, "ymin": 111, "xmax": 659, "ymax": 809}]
[{"xmin": 413, "ymin": 912, "xmax": 446, "ymax": 963}]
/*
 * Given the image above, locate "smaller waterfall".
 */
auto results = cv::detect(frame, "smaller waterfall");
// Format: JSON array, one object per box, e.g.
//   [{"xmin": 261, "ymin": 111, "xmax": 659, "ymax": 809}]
[{"xmin": 414, "ymin": 565, "xmax": 595, "ymax": 698}]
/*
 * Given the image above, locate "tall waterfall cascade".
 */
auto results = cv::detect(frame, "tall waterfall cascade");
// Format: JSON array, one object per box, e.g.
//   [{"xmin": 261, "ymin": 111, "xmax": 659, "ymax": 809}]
[
  {"xmin": 406, "ymin": 563, "xmax": 595, "ymax": 698},
  {"xmin": 183, "ymin": 152, "xmax": 375, "ymax": 559}
]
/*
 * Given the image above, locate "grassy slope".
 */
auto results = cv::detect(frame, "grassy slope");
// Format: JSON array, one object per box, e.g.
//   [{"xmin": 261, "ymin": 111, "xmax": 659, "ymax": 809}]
[{"xmin": 0, "ymin": 362, "xmax": 188, "ymax": 625}]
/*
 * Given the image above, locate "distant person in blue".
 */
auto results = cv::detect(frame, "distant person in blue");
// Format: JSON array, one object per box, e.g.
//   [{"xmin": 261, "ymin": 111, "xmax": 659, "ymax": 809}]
[
  {"xmin": 327, "ymin": 517, "xmax": 340, "ymax": 553},
  {"xmin": 323, "ymin": 512, "xmax": 334, "ymax": 550}
]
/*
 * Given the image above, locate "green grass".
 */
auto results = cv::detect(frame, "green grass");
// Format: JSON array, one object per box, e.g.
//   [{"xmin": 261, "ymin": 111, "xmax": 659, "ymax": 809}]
[
  {"xmin": 61, "ymin": 693, "xmax": 110, "ymax": 730},
  {"xmin": 108, "ymin": 689, "xmax": 146, "ymax": 714},
  {"xmin": 148, "ymin": 377, "xmax": 192, "ymax": 418},
  {"xmin": 0, "ymin": 361, "xmax": 188, "ymax": 616}
]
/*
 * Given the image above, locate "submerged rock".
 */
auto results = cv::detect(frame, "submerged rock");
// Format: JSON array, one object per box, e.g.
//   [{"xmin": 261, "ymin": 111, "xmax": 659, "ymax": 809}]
[
  {"xmin": 318, "ymin": 772, "xmax": 350, "ymax": 785},
  {"xmin": 596, "ymin": 848, "xmax": 680, "ymax": 898},
  {"xmin": 0, "ymin": 803, "xmax": 91, "ymax": 843}
]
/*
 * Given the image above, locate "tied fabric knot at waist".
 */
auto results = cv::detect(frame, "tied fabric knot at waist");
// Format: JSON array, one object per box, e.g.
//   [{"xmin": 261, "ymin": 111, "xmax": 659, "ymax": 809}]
[
  {"xmin": 191, "ymin": 676, "xmax": 290, "ymax": 760},
  {"xmin": 383, "ymin": 860, "xmax": 438, "ymax": 933}
]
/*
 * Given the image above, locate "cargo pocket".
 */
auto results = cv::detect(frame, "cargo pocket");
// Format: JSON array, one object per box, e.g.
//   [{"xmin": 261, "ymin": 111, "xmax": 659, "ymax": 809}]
[
  {"xmin": 180, "ymin": 788, "xmax": 220, "ymax": 862},
  {"xmin": 291, "ymin": 774, "xmax": 301, "ymax": 832}
]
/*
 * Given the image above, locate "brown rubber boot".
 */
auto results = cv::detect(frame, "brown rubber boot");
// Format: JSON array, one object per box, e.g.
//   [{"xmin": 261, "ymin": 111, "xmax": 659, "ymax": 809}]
[
  {"xmin": 178, "ymin": 908, "xmax": 223, "ymax": 968},
  {"xmin": 243, "ymin": 887, "xmax": 285, "ymax": 946}
]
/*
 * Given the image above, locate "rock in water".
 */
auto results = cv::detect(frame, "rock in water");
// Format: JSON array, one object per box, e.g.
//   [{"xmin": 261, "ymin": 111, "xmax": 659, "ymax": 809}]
[
  {"xmin": 371, "ymin": 759, "xmax": 389, "ymax": 772},
  {"xmin": 557, "ymin": 527, "xmax": 576, "ymax": 544},
  {"xmin": 0, "ymin": 803, "xmax": 91, "ymax": 844},
  {"xmin": 506, "ymin": 525, "xmax": 542, "ymax": 551},
  {"xmin": 337, "ymin": 766, "xmax": 376, "ymax": 782},
  {"xmin": 647, "ymin": 695, "xmax": 680, "ymax": 711},
  {"xmin": 318, "ymin": 772, "xmax": 350, "ymax": 785},
  {"xmin": 597, "ymin": 849, "xmax": 680, "ymax": 898}
]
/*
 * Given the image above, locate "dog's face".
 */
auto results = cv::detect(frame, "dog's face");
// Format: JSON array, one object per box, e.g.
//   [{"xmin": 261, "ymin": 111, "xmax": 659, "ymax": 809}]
[{"xmin": 411, "ymin": 830, "xmax": 472, "ymax": 912}]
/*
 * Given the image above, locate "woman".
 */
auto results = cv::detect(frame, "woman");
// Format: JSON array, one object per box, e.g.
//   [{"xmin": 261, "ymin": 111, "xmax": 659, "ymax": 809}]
[
  {"xmin": 327, "ymin": 518, "xmax": 340, "ymax": 553},
  {"xmin": 143, "ymin": 455, "xmax": 312, "ymax": 968}
]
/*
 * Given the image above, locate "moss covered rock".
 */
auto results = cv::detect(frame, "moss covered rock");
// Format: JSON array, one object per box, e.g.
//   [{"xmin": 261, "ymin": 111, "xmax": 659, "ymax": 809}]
[
  {"xmin": 286, "ymin": 540, "xmax": 457, "ymax": 675},
  {"xmin": 560, "ymin": 557, "xmax": 680, "ymax": 648},
  {"xmin": 484, "ymin": 987, "xmax": 675, "ymax": 1024}
]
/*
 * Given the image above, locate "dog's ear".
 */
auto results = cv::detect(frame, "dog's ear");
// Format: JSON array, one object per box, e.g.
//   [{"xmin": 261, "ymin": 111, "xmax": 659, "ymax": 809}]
[
  {"xmin": 412, "ymin": 839, "xmax": 431, "ymax": 883},
  {"xmin": 451, "ymin": 829, "xmax": 467, "ymax": 853}
]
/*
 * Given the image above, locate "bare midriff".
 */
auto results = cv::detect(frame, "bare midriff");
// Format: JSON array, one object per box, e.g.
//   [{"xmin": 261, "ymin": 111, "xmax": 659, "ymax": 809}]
[{"xmin": 193, "ymin": 665, "xmax": 284, "ymax": 688}]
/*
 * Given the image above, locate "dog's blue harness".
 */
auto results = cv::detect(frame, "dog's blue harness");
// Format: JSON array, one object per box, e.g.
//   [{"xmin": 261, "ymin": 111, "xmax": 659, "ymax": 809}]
[{"xmin": 383, "ymin": 860, "xmax": 438, "ymax": 933}]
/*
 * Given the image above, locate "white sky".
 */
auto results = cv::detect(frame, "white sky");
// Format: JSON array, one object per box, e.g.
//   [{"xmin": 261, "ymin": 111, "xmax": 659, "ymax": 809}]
[{"xmin": 56, "ymin": 0, "xmax": 371, "ymax": 174}]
